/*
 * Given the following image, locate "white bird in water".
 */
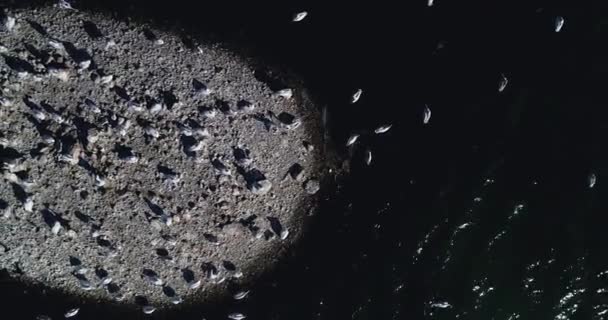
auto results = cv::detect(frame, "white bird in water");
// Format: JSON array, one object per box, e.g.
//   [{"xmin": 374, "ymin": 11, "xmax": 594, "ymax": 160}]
[
  {"xmin": 351, "ymin": 89, "xmax": 363, "ymax": 104},
  {"xmin": 374, "ymin": 124, "xmax": 392, "ymax": 134},
  {"xmin": 64, "ymin": 308, "xmax": 80, "ymax": 318},
  {"xmin": 428, "ymin": 0, "xmax": 434, "ymax": 7},
  {"xmin": 555, "ymin": 16, "xmax": 565, "ymax": 32},
  {"xmin": 498, "ymin": 74, "xmax": 508, "ymax": 92},
  {"xmin": 170, "ymin": 296, "xmax": 183, "ymax": 305},
  {"xmin": 588, "ymin": 172, "xmax": 597, "ymax": 189},
  {"xmin": 233, "ymin": 290, "xmax": 250, "ymax": 300},
  {"xmin": 321, "ymin": 106, "xmax": 331, "ymax": 144},
  {"xmin": 364, "ymin": 149, "xmax": 372, "ymax": 165},
  {"xmin": 346, "ymin": 133, "xmax": 360, "ymax": 147},
  {"xmin": 430, "ymin": 301, "xmax": 452, "ymax": 309},
  {"xmin": 292, "ymin": 11, "xmax": 308, "ymax": 22},
  {"xmin": 423, "ymin": 105, "xmax": 432, "ymax": 124},
  {"xmin": 228, "ymin": 313, "xmax": 246, "ymax": 320},
  {"xmin": 142, "ymin": 306, "xmax": 156, "ymax": 315}
]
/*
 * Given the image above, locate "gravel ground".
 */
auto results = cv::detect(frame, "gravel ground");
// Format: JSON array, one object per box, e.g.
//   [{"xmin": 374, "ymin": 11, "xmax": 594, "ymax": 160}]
[{"xmin": 0, "ymin": 4, "xmax": 326, "ymax": 309}]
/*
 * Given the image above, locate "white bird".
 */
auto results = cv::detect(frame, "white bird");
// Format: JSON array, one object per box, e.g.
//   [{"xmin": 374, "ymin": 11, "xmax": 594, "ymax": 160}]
[
  {"xmin": 364, "ymin": 149, "xmax": 372, "ymax": 166},
  {"xmin": 149, "ymin": 103, "xmax": 163, "ymax": 114},
  {"xmin": 201, "ymin": 108, "xmax": 217, "ymax": 119},
  {"xmin": 498, "ymin": 74, "xmax": 508, "ymax": 92},
  {"xmin": 423, "ymin": 105, "xmax": 432, "ymax": 124},
  {"xmin": 233, "ymin": 290, "xmax": 249, "ymax": 300},
  {"xmin": 95, "ymin": 174, "xmax": 106, "ymax": 187},
  {"xmin": 188, "ymin": 279, "xmax": 202, "ymax": 289},
  {"xmin": 346, "ymin": 134, "xmax": 360, "ymax": 147},
  {"xmin": 128, "ymin": 102, "xmax": 144, "ymax": 114},
  {"xmin": 280, "ymin": 229, "xmax": 289, "ymax": 240},
  {"xmin": 84, "ymin": 98, "xmax": 101, "ymax": 113},
  {"xmin": 79, "ymin": 279, "xmax": 93, "ymax": 291},
  {"xmin": 292, "ymin": 11, "xmax": 308, "ymax": 22},
  {"xmin": 351, "ymin": 89, "xmax": 363, "ymax": 104},
  {"xmin": 144, "ymin": 126, "xmax": 160, "ymax": 138},
  {"xmin": 100, "ymin": 75, "xmax": 114, "ymax": 85},
  {"xmin": 430, "ymin": 301, "xmax": 452, "ymax": 309},
  {"xmin": 374, "ymin": 124, "xmax": 392, "ymax": 134},
  {"xmin": 105, "ymin": 40, "xmax": 116, "ymax": 50},
  {"xmin": 64, "ymin": 308, "xmax": 79, "ymax": 318},
  {"xmin": 49, "ymin": 41, "xmax": 65, "ymax": 51},
  {"xmin": 228, "ymin": 313, "xmax": 246, "ymax": 320},
  {"xmin": 145, "ymin": 274, "xmax": 163, "ymax": 286},
  {"xmin": 31, "ymin": 108, "xmax": 46, "ymax": 121},
  {"xmin": 428, "ymin": 0, "xmax": 434, "ymax": 7},
  {"xmin": 275, "ymin": 88, "xmax": 293, "ymax": 99},
  {"xmin": 0, "ymin": 97, "xmax": 12, "ymax": 107},
  {"xmin": 555, "ymin": 16, "xmax": 565, "ymax": 32},
  {"xmin": 3, "ymin": 16, "xmax": 16, "ymax": 32},
  {"xmin": 588, "ymin": 173, "xmax": 597, "ymax": 189},
  {"xmin": 78, "ymin": 60, "xmax": 91, "ymax": 70},
  {"xmin": 58, "ymin": 0, "xmax": 75, "ymax": 10},
  {"xmin": 24, "ymin": 197, "xmax": 34, "ymax": 212},
  {"xmin": 51, "ymin": 221, "xmax": 62, "ymax": 235},
  {"xmin": 142, "ymin": 306, "xmax": 156, "ymax": 315}
]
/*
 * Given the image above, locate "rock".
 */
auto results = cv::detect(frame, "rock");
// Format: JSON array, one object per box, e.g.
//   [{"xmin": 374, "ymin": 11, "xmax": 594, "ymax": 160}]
[
  {"xmin": 304, "ymin": 179, "xmax": 320, "ymax": 195},
  {"xmin": 0, "ymin": 5, "xmax": 326, "ymax": 307},
  {"xmin": 223, "ymin": 223, "xmax": 244, "ymax": 237}
]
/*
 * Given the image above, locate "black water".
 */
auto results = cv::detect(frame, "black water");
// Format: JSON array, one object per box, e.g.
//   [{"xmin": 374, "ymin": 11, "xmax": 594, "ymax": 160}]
[{"xmin": 1, "ymin": 0, "xmax": 607, "ymax": 319}]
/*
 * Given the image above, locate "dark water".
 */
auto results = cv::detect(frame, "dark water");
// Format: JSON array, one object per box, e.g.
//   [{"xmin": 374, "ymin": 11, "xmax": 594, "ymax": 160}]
[{"xmin": 1, "ymin": 0, "xmax": 607, "ymax": 319}]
